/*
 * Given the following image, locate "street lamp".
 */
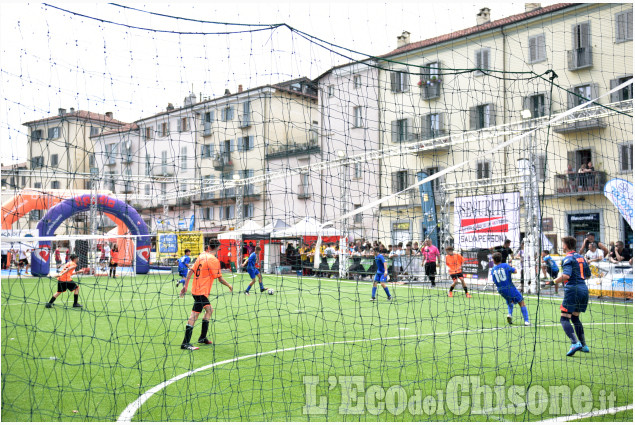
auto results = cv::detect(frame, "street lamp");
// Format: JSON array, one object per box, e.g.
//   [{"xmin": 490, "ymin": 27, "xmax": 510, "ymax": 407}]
[{"xmin": 233, "ymin": 173, "xmax": 243, "ymax": 272}]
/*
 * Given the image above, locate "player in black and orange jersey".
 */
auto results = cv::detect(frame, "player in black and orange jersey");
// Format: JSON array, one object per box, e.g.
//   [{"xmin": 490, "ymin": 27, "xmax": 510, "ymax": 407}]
[
  {"xmin": 179, "ymin": 240, "xmax": 233, "ymax": 351},
  {"xmin": 45, "ymin": 254, "xmax": 83, "ymax": 308}
]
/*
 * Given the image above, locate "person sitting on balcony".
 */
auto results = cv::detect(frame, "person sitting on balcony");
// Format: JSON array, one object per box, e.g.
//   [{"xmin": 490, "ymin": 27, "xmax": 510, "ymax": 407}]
[
  {"xmin": 577, "ymin": 163, "xmax": 588, "ymax": 190},
  {"xmin": 585, "ymin": 161, "xmax": 596, "ymax": 189},
  {"xmin": 565, "ymin": 163, "xmax": 577, "ymax": 192}
]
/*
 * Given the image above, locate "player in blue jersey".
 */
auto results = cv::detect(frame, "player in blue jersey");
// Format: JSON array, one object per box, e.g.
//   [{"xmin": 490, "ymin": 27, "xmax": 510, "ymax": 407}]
[
  {"xmin": 243, "ymin": 246, "xmax": 268, "ymax": 295},
  {"xmin": 549, "ymin": 236, "xmax": 591, "ymax": 357},
  {"xmin": 541, "ymin": 249, "xmax": 561, "ymax": 294},
  {"xmin": 371, "ymin": 247, "xmax": 392, "ymax": 301},
  {"xmin": 176, "ymin": 249, "xmax": 192, "ymax": 287},
  {"xmin": 491, "ymin": 252, "xmax": 530, "ymax": 326}
]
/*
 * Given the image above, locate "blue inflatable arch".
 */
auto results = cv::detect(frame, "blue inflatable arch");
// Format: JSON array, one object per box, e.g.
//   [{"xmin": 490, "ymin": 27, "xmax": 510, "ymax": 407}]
[{"xmin": 31, "ymin": 195, "xmax": 151, "ymax": 276}]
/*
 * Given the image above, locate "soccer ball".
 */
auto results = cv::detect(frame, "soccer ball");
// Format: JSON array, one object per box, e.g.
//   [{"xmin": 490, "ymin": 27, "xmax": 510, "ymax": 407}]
[{"xmin": 267, "ymin": 289, "xmax": 275, "ymax": 295}]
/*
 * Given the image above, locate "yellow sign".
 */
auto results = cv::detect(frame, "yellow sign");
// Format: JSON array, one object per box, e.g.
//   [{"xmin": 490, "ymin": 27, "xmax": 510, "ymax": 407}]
[{"xmin": 157, "ymin": 231, "xmax": 204, "ymax": 259}]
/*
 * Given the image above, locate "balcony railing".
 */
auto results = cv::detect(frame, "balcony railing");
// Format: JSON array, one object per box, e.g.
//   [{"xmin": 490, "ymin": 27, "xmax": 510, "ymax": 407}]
[
  {"xmin": 421, "ymin": 80, "xmax": 441, "ymax": 100},
  {"xmin": 567, "ymin": 47, "xmax": 592, "ymax": 71},
  {"xmin": 553, "ymin": 106, "xmax": 607, "ymax": 134},
  {"xmin": 297, "ymin": 184, "xmax": 311, "ymax": 199},
  {"xmin": 213, "ymin": 153, "xmax": 233, "ymax": 171},
  {"xmin": 555, "ymin": 171, "xmax": 606, "ymax": 195},
  {"xmin": 266, "ymin": 140, "xmax": 320, "ymax": 159}
]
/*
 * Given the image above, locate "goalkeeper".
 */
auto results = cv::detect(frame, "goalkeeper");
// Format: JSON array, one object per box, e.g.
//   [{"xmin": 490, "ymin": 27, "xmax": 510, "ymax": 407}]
[{"xmin": 45, "ymin": 254, "xmax": 83, "ymax": 309}]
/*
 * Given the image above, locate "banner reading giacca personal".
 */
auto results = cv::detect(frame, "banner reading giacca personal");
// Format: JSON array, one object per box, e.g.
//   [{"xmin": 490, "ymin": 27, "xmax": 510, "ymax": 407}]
[{"xmin": 453, "ymin": 192, "xmax": 520, "ymax": 250}]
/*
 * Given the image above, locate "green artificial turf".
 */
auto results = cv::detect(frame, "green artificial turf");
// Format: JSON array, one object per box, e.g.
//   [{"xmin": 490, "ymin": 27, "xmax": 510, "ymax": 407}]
[{"xmin": 1, "ymin": 272, "xmax": 632, "ymax": 421}]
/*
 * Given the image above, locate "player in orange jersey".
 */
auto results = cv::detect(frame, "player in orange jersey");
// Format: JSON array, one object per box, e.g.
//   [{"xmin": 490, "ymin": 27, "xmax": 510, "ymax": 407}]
[
  {"xmin": 445, "ymin": 246, "xmax": 471, "ymax": 298},
  {"xmin": 179, "ymin": 240, "xmax": 233, "ymax": 351},
  {"xmin": 45, "ymin": 254, "xmax": 84, "ymax": 308},
  {"xmin": 109, "ymin": 245, "xmax": 119, "ymax": 278}
]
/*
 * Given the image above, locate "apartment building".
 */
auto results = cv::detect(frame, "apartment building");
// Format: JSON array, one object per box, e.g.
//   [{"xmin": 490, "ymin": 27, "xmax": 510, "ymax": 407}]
[{"xmin": 375, "ymin": 2, "xmax": 632, "ymax": 250}]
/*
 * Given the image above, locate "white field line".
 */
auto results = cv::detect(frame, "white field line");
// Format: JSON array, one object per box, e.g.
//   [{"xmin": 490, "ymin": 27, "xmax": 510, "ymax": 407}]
[
  {"xmin": 117, "ymin": 322, "xmax": 633, "ymax": 422},
  {"xmin": 539, "ymin": 404, "xmax": 633, "ymax": 422}
]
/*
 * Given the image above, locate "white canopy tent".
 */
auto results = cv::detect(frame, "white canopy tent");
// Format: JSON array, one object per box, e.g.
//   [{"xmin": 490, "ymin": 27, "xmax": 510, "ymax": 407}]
[
  {"xmin": 261, "ymin": 219, "xmax": 288, "ymax": 234},
  {"xmin": 271, "ymin": 217, "xmax": 339, "ymax": 238},
  {"xmin": 217, "ymin": 220, "xmax": 264, "ymax": 240}
]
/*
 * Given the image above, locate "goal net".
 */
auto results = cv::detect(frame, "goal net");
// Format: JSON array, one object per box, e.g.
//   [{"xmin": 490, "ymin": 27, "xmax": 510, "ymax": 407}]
[{"xmin": 1, "ymin": 2, "xmax": 632, "ymax": 422}]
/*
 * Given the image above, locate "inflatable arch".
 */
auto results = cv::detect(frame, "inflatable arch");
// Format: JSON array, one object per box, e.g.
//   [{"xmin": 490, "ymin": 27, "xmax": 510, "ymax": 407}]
[
  {"xmin": 31, "ymin": 194, "xmax": 151, "ymax": 276},
  {"xmin": 2, "ymin": 189, "xmax": 135, "ymax": 266}
]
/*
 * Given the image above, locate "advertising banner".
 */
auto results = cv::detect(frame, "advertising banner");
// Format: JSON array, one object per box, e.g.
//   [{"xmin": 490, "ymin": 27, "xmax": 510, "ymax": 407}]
[
  {"xmin": 454, "ymin": 192, "xmax": 520, "ymax": 250},
  {"xmin": 157, "ymin": 231, "xmax": 204, "ymax": 259}
]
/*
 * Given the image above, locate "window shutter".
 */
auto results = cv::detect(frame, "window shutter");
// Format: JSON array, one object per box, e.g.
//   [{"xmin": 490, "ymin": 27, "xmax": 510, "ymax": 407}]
[
  {"xmin": 529, "ymin": 36, "xmax": 537, "ymax": 62},
  {"xmin": 229, "ymin": 139, "xmax": 235, "ymax": 152},
  {"xmin": 469, "ymin": 107, "xmax": 478, "ymax": 130},
  {"xmin": 488, "ymin": 103, "xmax": 496, "ymax": 127},
  {"xmin": 390, "ymin": 72, "xmax": 397, "ymax": 92},
  {"xmin": 579, "ymin": 22, "xmax": 590, "ymax": 48},
  {"xmin": 402, "ymin": 72, "xmax": 409, "ymax": 92},
  {"xmin": 484, "ymin": 161, "xmax": 490, "ymax": 178},
  {"xmin": 219, "ymin": 207, "xmax": 224, "ymax": 220},
  {"xmin": 544, "ymin": 92, "xmax": 551, "ymax": 116},
  {"xmin": 567, "ymin": 150, "xmax": 576, "ymax": 170},
  {"xmin": 439, "ymin": 113, "xmax": 446, "ymax": 134},
  {"xmin": 537, "ymin": 34, "xmax": 546, "ymax": 61},
  {"xmin": 475, "ymin": 50, "xmax": 482, "ymax": 69},
  {"xmin": 229, "ymin": 205, "xmax": 235, "ymax": 219},
  {"xmin": 248, "ymin": 136, "xmax": 254, "ymax": 150},
  {"xmin": 406, "ymin": 117, "xmax": 416, "ymax": 141},
  {"xmin": 522, "ymin": 96, "xmax": 530, "ymax": 114},
  {"xmin": 628, "ymin": 11, "xmax": 634, "ymax": 40},
  {"xmin": 567, "ymin": 89, "xmax": 577, "ymax": 110},
  {"xmin": 477, "ymin": 162, "xmax": 483, "ymax": 179},
  {"xmin": 621, "ymin": 144, "xmax": 632, "ymax": 171},
  {"xmin": 391, "ymin": 172, "xmax": 398, "ymax": 192},
  {"xmin": 391, "ymin": 120, "xmax": 399, "ymax": 142},
  {"xmin": 421, "ymin": 115, "xmax": 430, "ymax": 140},
  {"xmin": 483, "ymin": 49, "xmax": 490, "ymax": 70},
  {"xmin": 177, "ymin": 119, "xmax": 181, "ymax": 132},
  {"xmin": 590, "ymin": 83, "xmax": 600, "ymax": 102},
  {"xmin": 610, "ymin": 79, "xmax": 620, "ymax": 102}
]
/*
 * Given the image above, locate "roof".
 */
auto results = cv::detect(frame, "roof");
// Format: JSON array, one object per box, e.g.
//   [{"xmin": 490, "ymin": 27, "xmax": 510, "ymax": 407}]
[
  {"xmin": 95, "ymin": 123, "xmax": 139, "ymax": 138},
  {"xmin": 1, "ymin": 161, "xmax": 27, "ymax": 170},
  {"xmin": 23, "ymin": 110, "xmax": 128, "ymax": 127},
  {"xmin": 382, "ymin": 3, "xmax": 576, "ymax": 57}
]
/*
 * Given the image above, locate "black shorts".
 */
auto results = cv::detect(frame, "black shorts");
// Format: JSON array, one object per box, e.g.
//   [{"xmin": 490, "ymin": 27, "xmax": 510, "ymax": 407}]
[
  {"xmin": 192, "ymin": 295, "xmax": 211, "ymax": 313},
  {"xmin": 450, "ymin": 273, "xmax": 464, "ymax": 280},
  {"xmin": 110, "ymin": 261, "xmax": 118, "ymax": 267},
  {"xmin": 57, "ymin": 280, "xmax": 78, "ymax": 292},
  {"xmin": 19, "ymin": 259, "xmax": 29, "ymax": 266},
  {"xmin": 424, "ymin": 262, "xmax": 437, "ymax": 277}
]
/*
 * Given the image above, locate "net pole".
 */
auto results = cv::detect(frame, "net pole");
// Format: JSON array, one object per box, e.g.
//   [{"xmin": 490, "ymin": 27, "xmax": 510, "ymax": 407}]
[{"xmin": 235, "ymin": 178, "xmax": 243, "ymax": 272}]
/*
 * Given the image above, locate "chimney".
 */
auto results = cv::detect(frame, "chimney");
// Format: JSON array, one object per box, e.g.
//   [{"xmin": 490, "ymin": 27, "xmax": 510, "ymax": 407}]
[
  {"xmin": 397, "ymin": 31, "xmax": 411, "ymax": 48},
  {"xmin": 525, "ymin": 3, "xmax": 541, "ymax": 12},
  {"xmin": 105, "ymin": 112, "xmax": 113, "ymax": 119},
  {"xmin": 166, "ymin": 103, "xmax": 175, "ymax": 112},
  {"xmin": 183, "ymin": 93, "xmax": 197, "ymax": 107},
  {"xmin": 476, "ymin": 7, "xmax": 491, "ymax": 25},
  {"xmin": 224, "ymin": 89, "xmax": 231, "ymax": 96},
  {"xmin": 70, "ymin": 107, "xmax": 75, "ymax": 113},
  {"xmin": 58, "ymin": 108, "xmax": 66, "ymax": 116},
  {"xmin": 238, "ymin": 84, "xmax": 243, "ymax": 93}
]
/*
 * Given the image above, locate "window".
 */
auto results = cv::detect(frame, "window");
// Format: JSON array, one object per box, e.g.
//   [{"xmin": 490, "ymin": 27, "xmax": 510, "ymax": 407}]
[
  {"xmin": 144, "ymin": 184, "xmax": 150, "ymax": 196},
  {"xmin": 89, "ymin": 154, "xmax": 95, "ymax": 169},
  {"xmin": 31, "ymin": 156, "xmax": 44, "ymax": 168},
  {"xmin": 178, "ymin": 117, "xmax": 189, "ymax": 132},
  {"xmin": 202, "ymin": 144, "xmax": 213, "ymax": 158},
  {"xmin": 160, "ymin": 122, "xmax": 169, "ymax": 137},
  {"xmin": 220, "ymin": 205, "xmax": 235, "ymax": 220},
  {"xmin": 523, "ymin": 93, "xmax": 547, "ymax": 118},
  {"xmin": 221, "ymin": 106, "xmax": 234, "ymax": 121},
  {"xmin": 567, "ymin": 84, "xmax": 599, "ymax": 109},
  {"xmin": 353, "ymin": 204, "xmax": 362, "ymax": 223},
  {"xmin": 390, "ymin": 71, "xmax": 409, "ymax": 93},
  {"xmin": 243, "ymin": 203, "xmax": 254, "ymax": 218},
  {"xmin": 620, "ymin": 143, "xmax": 633, "ymax": 172},
  {"xmin": 161, "ymin": 151, "xmax": 168, "ymax": 175},
  {"xmin": 308, "ymin": 127, "xmax": 319, "ymax": 145},
  {"xmin": 474, "ymin": 48, "xmax": 490, "ymax": 75},
  {"xmin": 34, "ymin": 182, "xmax": 41, "ymax": 189},
  {"xmin": 424, "ymin": 167, "xmax": 442, "ymax": 192},
  {"xmin": 469, "ymin": 104, "xmax": 495, "ymax": 129},
  {"xmin": 203, "ymin": 111, "xmax": 213, "ymax": 136},
  {"xmin": 145, "ymin": 127, "xmax": 154, "ymax": 140},
  {"xmin": 124, "ymin": 166, "xmax": 132, "ymax": 179},
  {"xmin": 145, "ymin": 154, "xmax": 151, "ymax": 176},
  {"xmin": 160, "ymin": 183, "xmax": 167, "ymax": 196},
  {"xmin": 528, "ymin": 34, "xmax": 546, "ymax": 63},
  {"xmin": 421, "ymin": 62, "xmax": 442, "ymax": 100},
  {"xmin": 181, "ymin": 147, "xmax": 187, "ymax": 170},
  {"xmin": 240, "ymin": 101, "xmax": 251, "ymax": 127},
  {"xmin": 392, "ymin": 170, "xmax": 409, "ymax": 192},
  {"xmin": 421, "ymin": 113, "xmax": 445, "ymax": 140},
  {"xmin": 31, "ymin": 129, "xmax": 42, "ymax": 141},
  {"xmin": 51, "ymin": 181, "xmax": 60, "ymax": 189},
  {"xmin": 50, "ymin": 154, "xmax": 58, "ymax": 168},
  {"xmin": 477, "ymin": 160, "xmax": 491, "ymax": 180},
  {"xmin": 90, "ymin": 126, "xmax": 100, "ymax": 137},
  {"xmin": 106, "ymin": 171, "xmax": 116, "ymax": 192},
  {"xmin": 204, "ymin": 111, "xmax": 214, "ymax": 123},
  {"xmin": 48, "ymin": 127, "xmax": 60, "ymax": 139},
  {"xmin": 353, "ymin": 75, "xmax": 362, "ymax": 89},
  {"xmin": 106, "ymin": 144, "xmax": 117, "ymax": 165},
  {"xmin": 391, "ymin": 118, "xmax": 414, "ymax": 142},
  {"xmin": 327, "ymin": 85, "xmax": 334, "ymax": 97},
  {"xmin": 238, "ymin": 136, "xmax": 254, "ymax": 151},
  {"xmin": 353, "ymin": 106, "xmax": 364, "ymax": 128},
  {"xmin": 569, "ymin": 22, "xmax": 592, "ymax": 70},
  {"xmin": 201, "ymin": 207, "xmax": 214, "ymax": 220},
  {"xmin": 353, "ymin": 162, "xmax": 362, "ymax": 179},
  {"xmin": 610, "ymin": 76, "xmax": 633, "ymax": 102},
  {"xmin": 534, "ymin": 154, "xmax": 547, "ymax": 181},
  {"xmin": 615, "ymin": 10, "xmax": 633, "ymax": 42},
  {"xmin": 30, "ymin": 210, "xmax": 42, "ymax": 221}
]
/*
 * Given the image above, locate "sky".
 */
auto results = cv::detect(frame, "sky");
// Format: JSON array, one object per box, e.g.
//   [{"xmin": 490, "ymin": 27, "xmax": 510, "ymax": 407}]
[{"xmin": 0, "ymin": 0, "xmax": 560, "ymax": 165}]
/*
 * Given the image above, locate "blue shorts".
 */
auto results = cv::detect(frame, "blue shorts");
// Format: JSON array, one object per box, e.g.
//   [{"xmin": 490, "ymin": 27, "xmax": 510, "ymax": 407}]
[
  {"xmin": 498, "ymin": 286, "xmax": 523, "ymax": 305},
  {"xmin": 374, "ymin": 273, "xmax": 387, "ymax": 282},
  {"xmin": 179, "ymin": 270, "xmax": 188, "ymax": 278},
  {"xmin": 247, "ymin": 268, "xmax": 260, "ymax": 279},
  {"xmin": 548, "ymin": 268, "xmax": 558, "ymax": 279},
  {"xmin": 561, "ymin": 284, "xmax": 589, "ymax": 313}
]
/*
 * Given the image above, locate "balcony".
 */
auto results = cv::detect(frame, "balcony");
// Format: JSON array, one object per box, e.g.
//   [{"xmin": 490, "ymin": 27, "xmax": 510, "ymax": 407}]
[
  {"xmin": 567, "ymin": 47, "xmax": 592, "ymax": 71},
  {"xmin": 266, "ymin": 141, "xmax": 320, "ymax": 159},
  {"xmin": 153, "ymin": 166, "xmax": 174, "ymax": 177},
  {"xmin": 420, "ymin": 80, "xmax": 441, "ymax": 100},
  {"xmin": 555, "ymin": 171, "xmax": 607, "ymax": 195},
  {"xmin": 122, "ymin": 155, "xmax": 133, "ymax": 164},
  {"xmin": 297, "ymin": 184, "xmax": 311, "ymax": 199},
  {"xmin": 122, "ymin": 182, "xmax": 134, "ymax": 194},
  {"xmin": 213, "ymin": 153, "xmax": 233, "ymax": 171},
  {"xmin": 105, "ymin": 158, "xmax": 116, "ymax": 166},
  {"xmin": 553, "ymin": 107, "xmax": 607, "ymax": 134},
  {"xmin": 194, "ymin": 185, "xmax": 261, "ymax": 202}
]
